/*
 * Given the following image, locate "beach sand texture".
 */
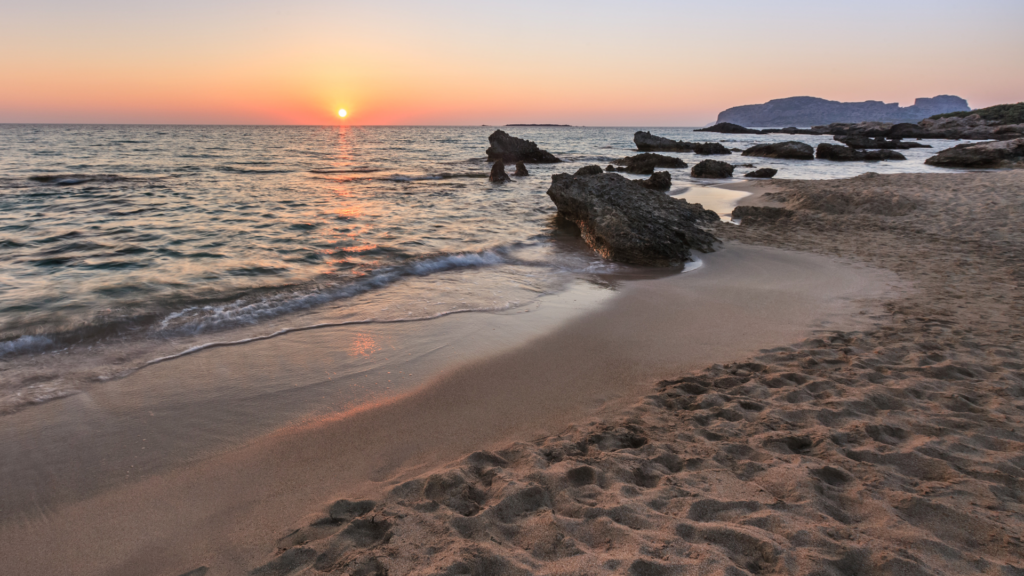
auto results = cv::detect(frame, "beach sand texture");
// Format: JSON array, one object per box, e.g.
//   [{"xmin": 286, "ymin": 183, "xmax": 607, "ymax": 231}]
[{"xmin": 236, "ymin": 171, "xmax": 1024, "ymax": 576}]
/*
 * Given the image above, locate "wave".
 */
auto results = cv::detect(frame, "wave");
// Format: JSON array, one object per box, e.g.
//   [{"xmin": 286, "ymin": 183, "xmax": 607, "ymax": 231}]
[
  {"xmin": 380, "ymin": 172, "xmax": 489, "ymax": 182},
  {"xmin": 26, "ymin": 174, "xmax": 152, "ymax": 186},
  {"xmin": 214, "ymin": 166, "xmax": 294, "ymax": 175}
]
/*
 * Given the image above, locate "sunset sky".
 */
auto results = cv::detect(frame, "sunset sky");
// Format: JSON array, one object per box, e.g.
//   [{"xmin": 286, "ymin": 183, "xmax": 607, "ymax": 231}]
[{"xmin": 3, "ymin": 0, "xmax": 1022, "ymax": 126}]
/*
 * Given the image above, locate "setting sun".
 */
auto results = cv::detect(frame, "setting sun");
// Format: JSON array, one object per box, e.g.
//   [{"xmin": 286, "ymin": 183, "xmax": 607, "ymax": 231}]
[{"xmin": 338, "ymin": 108, "xmax": 348, "ymax": 118}]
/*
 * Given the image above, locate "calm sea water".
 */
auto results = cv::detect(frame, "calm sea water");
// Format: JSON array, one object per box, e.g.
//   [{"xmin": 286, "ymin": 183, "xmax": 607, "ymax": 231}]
[{"xmin": 0, "ymin": 125, "xmax": 964, "ymax": 411}]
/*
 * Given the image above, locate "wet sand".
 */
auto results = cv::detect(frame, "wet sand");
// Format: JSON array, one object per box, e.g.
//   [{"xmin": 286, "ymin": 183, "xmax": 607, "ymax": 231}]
[{"xmin": 0, "ymin": 244, "xmax": 896, "ymax": 576}]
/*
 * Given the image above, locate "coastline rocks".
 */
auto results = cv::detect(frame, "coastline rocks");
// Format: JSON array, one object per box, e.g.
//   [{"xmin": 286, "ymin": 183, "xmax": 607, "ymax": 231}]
[
  {"xmin": 641, "ymin": 171, "xmax": 671, "ymax": 191},
  {"xmin": 691, "ymin": 159, "xmax": 734, "ymax": 178},
  {"xmin": 613, "ymin": 153, "xmax": 687, "ymax": 174},
  {"xmin": 744, "ymin": 168, "xmax": 778, "ymax": 178},
  {"xmin": 634, "ymin": 131, "xmax": 731, "ymax": 154},
  {"xmin": 514, "ymin": 161, "xmax": 529, "ymax": 176},
  {"xmin": 696, "ymin": 122, "xmax": 762, "ymax": 134},
  {"xmin": 574, "ymin": 165, "xmax": 604, "ymax": 177},
  {"xmin": 816, "ymin": 144, "xmax": 907, "ymax": 161},
  {"xmin": 489, "ymin": 161, "xmax": 511, "ymax": 183},
  {"xmin": 546, "ymin": 172, "xmax": 718, "ymax": 265},
  {"xmin": 742, "ymin": 141, "xmax": 814, "ymax": 160},
  {"xmin": 924, "ymin": 138, "xmax": 1024, "ymax": 168},
  {"xmin": 731, "ymin": 205, "xmax": 794, "ymax": 224},
  {"xmin": 485, "ymin": 130, "xmax": 560, "ymax": 163},
  {"xmin": 835, "ymin": 135, "xmax": 931, "ymax": 149}
]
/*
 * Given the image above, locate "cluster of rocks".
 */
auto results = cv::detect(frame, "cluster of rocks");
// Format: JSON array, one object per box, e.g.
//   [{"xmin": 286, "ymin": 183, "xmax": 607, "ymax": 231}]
[
  {"xmin": 699, "ymin": 115, "xmax": 1024, "ymax": 143},
  {"xmin": 488, "ymin": 160, "xmax": 530, "ymax": 183},
  {"xmin": 634, "ymin": 131, "xmax": 730, "ymax": 155},
  {"xmin": 924, "ymin": 138, "xmax": 1024, "ymax": 169},
  {"xmin": 816, "ymin": 144, "xmax": 907, "ymax": 162},
  {"xmin": 608, "ymin": 153, "xmax": 687, "ymax": 174},
  {"xmin": 834, "ymin": 135, "xmax": 931, "ymax": 149},
  {"xmin": 546, "ymin": 170, "xmax": 718, "ymax": 266}
]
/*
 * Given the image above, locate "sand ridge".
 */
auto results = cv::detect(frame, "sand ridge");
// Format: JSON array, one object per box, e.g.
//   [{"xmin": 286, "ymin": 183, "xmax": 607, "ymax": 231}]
[{"xmin": 240, "ymin": 171, "xmax": 1024, "ymax": 576}]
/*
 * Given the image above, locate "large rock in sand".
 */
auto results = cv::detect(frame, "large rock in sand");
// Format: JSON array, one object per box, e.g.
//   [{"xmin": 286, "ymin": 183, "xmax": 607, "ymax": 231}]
[
  {"xmin": 486, "ymin": 130, "xmax": 560, "ymax": 163},
  {"xmin": 546, "ymin": 172, "xmax": 718, "ymax": 265},
  {"xmin": 924, "ymin": 138, "xmax": 1024, "ymax": 168},
  {"xmin": 742, "ymin": 141, "xmax": 815, "ymax": 160},
  {"xmin": 816, "ymin": 144, "xmax": 907, "ymax": 161},
  {"xmin": 612, "ymin": 153, "xmax": 687, "ymax": 174},
  {"xmin": 691, "ymin": 159, "xmax": 734, "ymax": 178}
]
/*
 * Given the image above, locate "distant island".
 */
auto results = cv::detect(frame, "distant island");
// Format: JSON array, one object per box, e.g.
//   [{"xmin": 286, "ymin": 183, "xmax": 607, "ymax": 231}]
[
  {"xmin": 505, "ymin": 124, "xmax": 573, "ymax": 127},
  {"xmin": 716, "ymin": 95, "xmax": 969, "ymax": 127}
]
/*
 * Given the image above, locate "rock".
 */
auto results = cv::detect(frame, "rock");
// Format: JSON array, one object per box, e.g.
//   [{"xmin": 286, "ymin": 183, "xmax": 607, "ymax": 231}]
[
  {"xmin": 514, "ymin": 161, "xmax": 529, "ymax": 176},
  {"xmin": 742, "ymin": 141, "xmax": 814, "ymax": 160},
  {"xmin": 731, "ymin": 206, "xmax": 795, "ymax": 224},
  {"xmin": 485, "ymin": 130, "xmax": 560, "ymax": 163},
  {"xmin": 695, "ymin": 123, "xmax": 763, "ymax": 134},
  {"xmin": 744, "ymin": 168, "xmax": 778, "ymax": 178},
  {"xmin": 546, "ymin": 172, "xmax": 718, "ymax": 265},
  {"xmin": 834, "ymin": 135, "xmax": 931, "ymax": 149},
  {"xmin": 489, "ymin": 161, "xmax": 511, "ymax": 183},
  {"xmin": 816, "ymin": 144, "xmax": 907, "ymax": 161},
  {"xmin": 924, "ymin": 138, "xmax": 1024, "ymax": 168},
  {"xmin": 691, "ymin": 159, "xmax": 734, "ymax": 178},
  {"xmin": 613, "ymin": 153, "xmax": 687, "ymax": 174},
  {"xmin": 574, "ymin": 165, "xmax": 604, "ymax": 177},
  {"xmin": 641, "ymin": 171, "xmax": 671, "ymax": 191},
  {"xmin": 606, "ymin": 164, "xmax": 618, "ymax": 172},
  {"xmin": 634, "ymin": 131, "xmax": 731, "ymax": 154}
]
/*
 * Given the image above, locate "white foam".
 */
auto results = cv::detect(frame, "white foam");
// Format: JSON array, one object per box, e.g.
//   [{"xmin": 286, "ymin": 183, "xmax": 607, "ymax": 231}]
[{"xmin": 0, "ymin": 335, "xmax": 54, "ymax": 358}]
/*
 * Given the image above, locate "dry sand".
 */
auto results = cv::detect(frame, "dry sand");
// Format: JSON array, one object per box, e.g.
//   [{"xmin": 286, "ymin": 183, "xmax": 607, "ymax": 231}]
[
  {"xmin": 5, "ymin": 171, "xmax": 1024, "ymax": 576},
  {"xmin": 235, "ymin": 171, "xmax": 1024, "ymax": 576}
]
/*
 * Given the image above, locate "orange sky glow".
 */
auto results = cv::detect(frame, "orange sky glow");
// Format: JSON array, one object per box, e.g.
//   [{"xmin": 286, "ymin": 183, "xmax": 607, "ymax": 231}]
[{"xmin": 2, "ymin": 1, "xmax": 1022, "ymax": 126}]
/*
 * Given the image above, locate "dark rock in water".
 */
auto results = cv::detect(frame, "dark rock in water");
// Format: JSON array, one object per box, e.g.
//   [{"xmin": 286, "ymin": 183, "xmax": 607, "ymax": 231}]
[
  {"xmin": 485, "ymin": 129, "xmax": 560, "ymax": 163},
  {"xmin": 613, "ymin": 153, "xmax": 687, "ymax": 174},
  {"xmin": 641, "ymin": 171, "xmax": 672, "ymax": 191},
  {"xmin": 816, "ymin": 144, "xmax": 906, "ymax": 161},
  {"xmin": 489, "ymin": 161, "xmax": 511, "ymax": 183},
  {"xmin": 732, "ymin": 206, "xmax": 795, "ymax": 224},
  {"xmin": 835, "ymin": 135, "xmax": 931, "ymax": 149},
  {"xmin": 924, "ymin": 138, "xmax": 1024, "ymax": 168},
  {"xmin": 744, "ymin": 168, "xmax": 778, "ymax": 178},
  {"xmin": 574, "ymin": 165, "xmax": 604, "ymax": 177},
  {"xmin": 546, "ymin": 171, "xmax": 718, "ymax": 265},
  {"xmin": 606, "ymin": 164, "xmax": 617, "ymax": 172},
  {"xmin": 691, "ymin": 159, "xmax": 734, "ymax": 178},
  {"xmin": 514, "ymin": 161, "xmax": 529, "ymax": 176},
  {"xmin": 742, "ymin": 141, "xmax": 814, "ymax": 160},
  {"xmin": 633, "ymin": 131, "xmax": 731, "ymax": 154},
  {"xmin": 696, "ymin": 122, "xmax": 763, "ymax": 134}
]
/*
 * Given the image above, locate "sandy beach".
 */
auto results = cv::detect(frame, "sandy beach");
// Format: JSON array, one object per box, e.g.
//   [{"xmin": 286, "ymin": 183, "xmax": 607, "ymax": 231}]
[{"xmin": 2, "ymin": 170, "xmax": 1023, "ymax": 575}]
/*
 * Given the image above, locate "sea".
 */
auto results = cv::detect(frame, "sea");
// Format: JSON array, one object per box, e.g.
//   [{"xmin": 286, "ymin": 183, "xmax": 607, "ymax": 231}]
[{"xmin": 0, "ymin": 125, "xmax": 966, "ymax": 413}]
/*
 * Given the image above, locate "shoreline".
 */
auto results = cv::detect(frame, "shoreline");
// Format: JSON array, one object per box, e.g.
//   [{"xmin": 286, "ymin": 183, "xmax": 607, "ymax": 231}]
[{"xmin": 0, "ymin": 243, "xmax": 897, "ymax": 576}]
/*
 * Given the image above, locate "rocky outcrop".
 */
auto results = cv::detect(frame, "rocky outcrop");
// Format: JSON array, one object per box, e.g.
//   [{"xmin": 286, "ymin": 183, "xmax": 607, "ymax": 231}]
[
  {"xmin": 634, "ymin": 132, "xmax": 731, "ymax": 154},
  {"xmin": 485, "ymin": 130, "xmax": 560, "ymax": 163},
  {"xmin": 546, "ymin": 172, "xmax": 718, "ymax": 265},
  {"xmin": 924, "ymin": 138, "xmax": 1024, "ymax": 168},
  {"xmin": 816, "ymin": 144, "xmax": 907, "ymax": 162},
  {"xmin": 489, "ymin": 161, "xmax": 511, "ymax": 183},
  {"xmin": 731, "ymin": 205, "xmax": 794, "ymax": 224},
  {"xmin": 641, "ymin": 171, "xmax": 672, "ymax": 191},
  {"xmin": 742, "ymin": 142, "xmax": 814, "ymax": 160},
  {"xmin": 744, "ymin": 168, "xmax": 778, "ymax": 178},
  {"xmin": 834, "ymin": 135, "xmax": 931, "ymax": 149},
  {"xmin": 816, "ymin": 117, "xmax": 1024, "ymax": 141},
  {"xmin": 574, "ymin": 165, "xmax": 604, "ymax": 177},
  {"xmin": 691, "ymin": 160, "xmax": 734, "ymax": 178},
  {"xmin": 716, "ymin": 95, "xmax": 969, "ymax": 127},
  {"xmin": 695, "ymin": 123, "xmax": 762, "ymax": 134},
  {"xmin": 612, "ymin": 153, "xmax": 687, "ymax": 174},
  {"xmin": 514, "ymin": 162, "xmax": 529, "ymax": 176}
]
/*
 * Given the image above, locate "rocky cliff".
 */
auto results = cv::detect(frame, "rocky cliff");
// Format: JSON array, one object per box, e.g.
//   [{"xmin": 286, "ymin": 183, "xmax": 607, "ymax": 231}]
[{"xmin": 717, "ymin": 96, "xmax": 969, "ymax": 127}]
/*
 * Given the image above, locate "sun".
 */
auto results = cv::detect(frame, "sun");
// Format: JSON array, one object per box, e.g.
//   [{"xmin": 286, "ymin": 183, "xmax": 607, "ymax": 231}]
[{"xmin": 338, "ymin": 108, "xmax": 348, "ymax": 118}]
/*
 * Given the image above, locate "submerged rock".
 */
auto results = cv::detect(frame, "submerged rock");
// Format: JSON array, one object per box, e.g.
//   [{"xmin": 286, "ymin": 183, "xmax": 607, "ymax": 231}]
[
  {"xmin": 634, "ymin": 131, "xmax": 731, "ymax": 154},
  {"xmin": 742, "ymin": 141, "xmax": 814, "ymax": 160},
  {"xmin": 744, "ymin": 168, "xmax": 778, "ymax": 178},
  {"xmin": 485, "ymin": 130, "xmax": 560, "ymax": 163},
  {"xmin": 696, "ymin": 123, "xmax": 763, "ymax": 134},
  {"xmin": 641, "ymin": 171, "xmax": 672, "ymax": 191},
  {"xmin": 816, "ymin": 144, "xmax": 907, "ymax": 161},
  {"xmin": 613, "ymin": 153, "xmax": 687, "ymax": 174},
  {"xmin": 835, "ymin": 135, "xmax": 931, "ymax": 149},
  {"xmin": 514, "ymin": 161, "xmax": 529, "ymax": 176},
  {"xmin": 691, "ymin": 159, "xmax": 735, "ymax": 178},
  {"xmin": 489, "ymin": 161, "xmax": 512, "ymax": 183},
  {"xmin": 924, "ymin": 138, "xmax": 1024, "ymax": 168},
  {"xmin": 546, "ymin": 172, "xmax": 718, "ymax": 265}
]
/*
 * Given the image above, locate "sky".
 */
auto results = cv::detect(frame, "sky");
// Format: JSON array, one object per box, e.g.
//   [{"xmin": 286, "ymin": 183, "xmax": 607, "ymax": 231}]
[{"xmin": 2, "ymin": 0, "xmax": 1022, "ymax": 126}]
